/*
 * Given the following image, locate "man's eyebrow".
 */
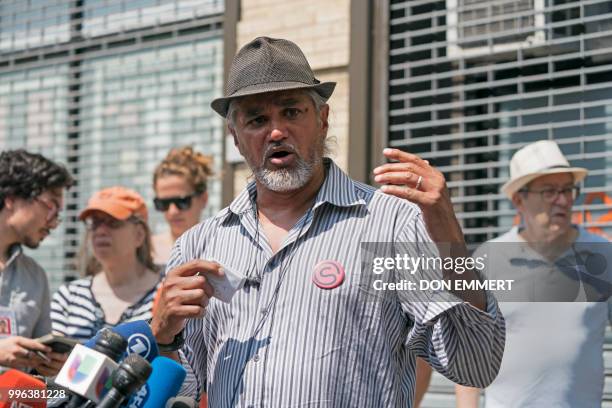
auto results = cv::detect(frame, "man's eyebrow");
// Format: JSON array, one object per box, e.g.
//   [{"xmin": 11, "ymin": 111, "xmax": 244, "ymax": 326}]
[
  {"xmin": 535, "ymin": 183, "xmax": 575, "ymax": 188},
  {"xmin": 242, "ymin": 97, "xmax": 304, "ymax": 117},
  {"xmin": 273, "ymin": 97, "xmax": 301, "ymax": 107},
  {"xmin": 244, "ymin": 107, "xmax": 262, "ymax": 118}
]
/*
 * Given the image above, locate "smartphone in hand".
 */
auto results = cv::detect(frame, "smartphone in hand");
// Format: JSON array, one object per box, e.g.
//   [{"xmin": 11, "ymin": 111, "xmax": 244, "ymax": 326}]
[{"xmin": 35, "ymin": 334, "xmax": 78, "ymax": 354}]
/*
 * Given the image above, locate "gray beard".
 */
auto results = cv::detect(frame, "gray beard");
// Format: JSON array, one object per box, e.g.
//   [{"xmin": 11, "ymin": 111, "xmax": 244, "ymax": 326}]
[{"xmin": 254, "ymin": 156, "xmax": 318, "ymax": 192}]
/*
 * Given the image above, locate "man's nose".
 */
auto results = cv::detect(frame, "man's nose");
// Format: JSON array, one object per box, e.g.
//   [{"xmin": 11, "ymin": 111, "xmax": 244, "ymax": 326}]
[
  {"xmin": 269, "ymin": 118, "xmax": 288, "ymax": 142},
  {"xmin": 553, "ymin": 190, "xmax": 571, "ymax": 206}
]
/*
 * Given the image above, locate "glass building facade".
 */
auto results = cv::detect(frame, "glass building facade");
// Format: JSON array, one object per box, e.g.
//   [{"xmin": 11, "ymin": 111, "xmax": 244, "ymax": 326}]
[{"xmin": 0, "ymin": 1, "xmax": 224, "ymax": 290}]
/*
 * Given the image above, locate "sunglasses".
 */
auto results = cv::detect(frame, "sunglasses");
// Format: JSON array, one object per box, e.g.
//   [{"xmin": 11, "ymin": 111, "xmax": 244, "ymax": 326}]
[
  {"xmin": 153, "ymin": 193, "xmax": 197, "ymax": 212},
  {"xmin": 84, "ymin": 216, "xmax": 137, "ymax": 230}
]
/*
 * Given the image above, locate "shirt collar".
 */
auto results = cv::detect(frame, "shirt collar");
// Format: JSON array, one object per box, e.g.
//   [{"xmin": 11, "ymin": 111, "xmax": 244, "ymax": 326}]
[
  {"xmin": 4, "ymin": 244, "xmax": 22, "ymax": 269},
  {"xmin": 227, "ymin": 158, "xmax": 367, "ymax": 217}
]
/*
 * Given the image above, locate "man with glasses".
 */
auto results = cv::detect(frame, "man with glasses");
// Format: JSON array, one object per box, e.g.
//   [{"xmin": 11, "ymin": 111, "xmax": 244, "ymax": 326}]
[
  {"xmin": 0, "ymin": 149, "xmax": 74, "ymax": 376},
  {"xmin": 454, "ymin": 140, "xmax": 612, "ymax": 407}
]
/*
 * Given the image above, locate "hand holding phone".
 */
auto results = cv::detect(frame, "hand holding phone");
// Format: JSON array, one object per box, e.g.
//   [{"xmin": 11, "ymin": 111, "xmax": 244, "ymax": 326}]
[
  {"xmin": 31, "ymin": 335, "xmax": 76, "ymax": 376},
  {"xmin": 35, "ymin": 334, "xmax": 78, "ymax": 354}
]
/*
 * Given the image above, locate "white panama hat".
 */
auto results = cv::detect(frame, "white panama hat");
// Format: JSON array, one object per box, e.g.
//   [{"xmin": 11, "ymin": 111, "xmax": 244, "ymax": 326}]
[{"xmin": 500, "ymin": 140, "xmax": 588, "ymax": 199}]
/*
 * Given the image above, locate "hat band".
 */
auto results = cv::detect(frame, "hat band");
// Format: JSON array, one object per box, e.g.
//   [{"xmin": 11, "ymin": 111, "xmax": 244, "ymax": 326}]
[{"xmin": 543, "ymin": 164, "xmax": 570, "ymax": 169}]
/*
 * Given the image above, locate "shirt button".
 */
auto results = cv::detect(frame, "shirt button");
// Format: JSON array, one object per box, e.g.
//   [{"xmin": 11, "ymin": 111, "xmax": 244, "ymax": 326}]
[
  {"xmin": 252, "ymin": 354, "xmax": 260, "ymax": 363},
  {"xmin": 260, "ymin": 308, "xmax": 268, "ymax": 316}
]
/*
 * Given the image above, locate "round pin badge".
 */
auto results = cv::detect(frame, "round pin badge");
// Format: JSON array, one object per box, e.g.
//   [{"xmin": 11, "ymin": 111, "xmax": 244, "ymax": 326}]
[{"xmin": 312, "ymin": 260, "xmax": 345, "ymax": 290}]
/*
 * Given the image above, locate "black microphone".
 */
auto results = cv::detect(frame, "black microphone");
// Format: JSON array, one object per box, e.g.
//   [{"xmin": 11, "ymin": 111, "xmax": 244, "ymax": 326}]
[
  {"xmin": 245, "ymin": 277, "xmax": 260, "ymax": 288},
  {"xmin": 97, "ymin": 354, "xmax": 152, "ymax": 408},
  {"xmin": 62, "ymin": 329, "xmax": 128, "ymax": 408},
  {"xmin": 93, "ymin": 328, "xmax": 128, "ymax": 361}
]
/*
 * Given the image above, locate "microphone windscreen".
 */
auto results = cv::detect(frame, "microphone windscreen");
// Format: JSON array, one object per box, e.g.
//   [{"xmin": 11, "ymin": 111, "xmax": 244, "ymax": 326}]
[
  {"xmin": 85, "ymin": 320, "xmax": 159, "ymax": 363},
  {"xmin": 0, "ymin": 369, "xmax": 46, "ymax": 408},
  {"xmin": 125, "ymin": 357, "xmax": 186, "ymax": 408},
  {"xmin": 95, "ymin": 329, "xmax": 128, "ymax": 362}
]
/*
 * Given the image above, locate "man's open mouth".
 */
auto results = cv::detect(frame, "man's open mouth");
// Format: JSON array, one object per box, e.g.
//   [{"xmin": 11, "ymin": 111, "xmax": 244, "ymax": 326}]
[
  {"xmin": 266, "ymin": 147, "xmax": 296, "ymax": 165},
  {"xmin": 269, "ymin": 151, "xmax": 292, "ymax": 159}
]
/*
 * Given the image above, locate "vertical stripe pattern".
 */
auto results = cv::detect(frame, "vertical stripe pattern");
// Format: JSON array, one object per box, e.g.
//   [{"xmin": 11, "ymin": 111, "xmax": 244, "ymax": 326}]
[{"xmin": 171, "ymin": 159, "xmax": 505, "ymax": 407}]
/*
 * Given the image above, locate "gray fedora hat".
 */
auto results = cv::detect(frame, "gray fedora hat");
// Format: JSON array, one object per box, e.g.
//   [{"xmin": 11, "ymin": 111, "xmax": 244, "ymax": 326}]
[{"xmin": 211, "ymin": 36, "xmax": 336, "ymax": 118}]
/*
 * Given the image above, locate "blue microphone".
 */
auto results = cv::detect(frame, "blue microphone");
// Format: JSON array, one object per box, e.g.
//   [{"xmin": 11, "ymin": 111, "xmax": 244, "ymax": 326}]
[
  {"xmin": 125, "ymin": 357, "xmax": 187, "ymax": 408},
  {"xmin": 86, "ymin": 320, "xmax": 159, "ymax": 363}
]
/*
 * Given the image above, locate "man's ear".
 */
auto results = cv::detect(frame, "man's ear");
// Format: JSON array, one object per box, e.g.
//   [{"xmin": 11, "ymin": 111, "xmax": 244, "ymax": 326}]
[
  {"xmin": 320, "ymin": 104, "xmax": 330, "ymax": 135},
  {"xmin": 229, "ymin": 124, "xmax": 244, "ymax": 156},
  {"xmin": 511, "ymin": 192, "xmax": 523, "ymax": 210},
  {"xmin": 2, "ymin": 196, "xmax": 15, "ymax": 211}
]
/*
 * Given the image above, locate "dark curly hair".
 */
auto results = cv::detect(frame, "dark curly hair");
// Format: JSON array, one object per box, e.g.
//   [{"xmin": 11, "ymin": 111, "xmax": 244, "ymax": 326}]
[{"xmin": 0, "ymin": 149, "xmax": 75, "ymax": 210}]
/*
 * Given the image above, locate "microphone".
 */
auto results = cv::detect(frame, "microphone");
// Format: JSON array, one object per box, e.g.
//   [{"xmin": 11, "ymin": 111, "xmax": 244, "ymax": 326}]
[
  {"xmin": 165, "ymin": 397, "xmax": 197, "ymax": 408},
  {"xmin": 55, "ymin": 329, "xmax": 127, "ymax": 406},
  {"xmin": 86, "ymin": 321, "xmax": 159, "ymax": 363},
  {"xmin": 0, "ymin": 369, "xmax": 46, "ymax": 408},
  {"xmin": 98, "ymin": 354, "xmax": 152, "ymax": 408},
  {"xmin": 125, "ymin": 357, "xmax": 186, "ymax": 408},
  {"xmin": 244, "ymin": 276, "xmax": 261, "ymax": 288}
]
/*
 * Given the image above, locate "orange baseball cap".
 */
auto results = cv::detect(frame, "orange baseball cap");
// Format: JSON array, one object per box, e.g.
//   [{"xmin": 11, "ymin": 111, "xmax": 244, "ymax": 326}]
[{"xmin": 79, "ymin": 186, "xmax": 148, "ymax": 222}]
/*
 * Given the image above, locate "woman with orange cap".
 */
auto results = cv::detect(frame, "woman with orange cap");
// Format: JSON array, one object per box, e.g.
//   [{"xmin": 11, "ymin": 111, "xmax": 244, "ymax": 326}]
[
  {"xmin": 152, "ymin": 146, "xmax": 213, "ymax": 264},
  {"xmin": 50, "ymin": 187, "xmax": 161, "ymax": 342}
]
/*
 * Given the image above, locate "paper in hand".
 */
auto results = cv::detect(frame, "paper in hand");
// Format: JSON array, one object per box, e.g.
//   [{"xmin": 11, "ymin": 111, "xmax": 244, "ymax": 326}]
[{"xmin": 205, "ymin": 262, "xmax": 247, "ymax": 303}]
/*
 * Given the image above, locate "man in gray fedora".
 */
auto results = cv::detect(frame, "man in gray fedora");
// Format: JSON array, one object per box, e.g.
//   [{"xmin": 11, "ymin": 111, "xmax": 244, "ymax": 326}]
[{"xmin": 151, "ymin": 36, "xmax": 505, "ymax": 407}]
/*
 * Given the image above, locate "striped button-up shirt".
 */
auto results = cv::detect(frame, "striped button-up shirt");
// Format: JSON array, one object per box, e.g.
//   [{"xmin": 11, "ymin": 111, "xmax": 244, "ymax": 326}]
[{"xmin": 171, "ymin": 159, "xmax": 505, "ymax": 407}]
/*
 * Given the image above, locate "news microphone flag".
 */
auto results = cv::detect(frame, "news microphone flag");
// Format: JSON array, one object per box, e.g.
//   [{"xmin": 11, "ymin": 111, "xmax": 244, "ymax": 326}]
[
  {"xmin": 126, "ymin": 357, "xmax": 186, "ymax": 408},
  {"xmin": 0, "ymin": 369, "xmax": 46, "ymax": 408},
  {"xmin": 55, "ymin": 343, "xmax": 118, "ymax": 404}
]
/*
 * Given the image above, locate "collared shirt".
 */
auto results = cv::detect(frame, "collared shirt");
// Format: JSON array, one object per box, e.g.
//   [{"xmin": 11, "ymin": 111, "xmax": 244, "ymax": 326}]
[
  {"xmin": 0, "ymin": 245, "xmax": 51, "ymax": 339},
  {"xmin": 171, "ymin": 159, "xmax": 505, "ymax": 407},
  {"xmin": 479, "ymin": 226, "xmax": 612, "ymax": 408}
]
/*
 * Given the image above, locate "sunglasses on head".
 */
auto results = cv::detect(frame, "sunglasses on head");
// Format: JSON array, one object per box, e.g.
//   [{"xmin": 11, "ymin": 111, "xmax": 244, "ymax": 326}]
[{"xmin": 153, "ymin": 193, "xmax": 197, "ymax": 212}]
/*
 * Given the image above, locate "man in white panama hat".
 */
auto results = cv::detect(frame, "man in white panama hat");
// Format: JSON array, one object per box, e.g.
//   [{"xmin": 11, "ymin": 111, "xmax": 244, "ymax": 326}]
[{"xmin": 455, "ymin": 139, "xmax": 612, "ymax": 407}]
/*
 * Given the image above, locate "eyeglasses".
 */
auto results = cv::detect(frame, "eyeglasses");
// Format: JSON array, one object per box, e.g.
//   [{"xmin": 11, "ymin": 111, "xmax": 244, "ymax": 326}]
[
  {"xmin": 34, "ymin": 197, "xmax": 61, "ymax": 224},
  {"xmin": 84, "ymin": 216, "xmax": 127, "ymax": 230},
  {"xmin": 519, "ymin": 186, "xmax": 580, "ymax": 202},
  {"xmin": 153, "ymin": 193, "xmax": 197, "ymax": 212}
]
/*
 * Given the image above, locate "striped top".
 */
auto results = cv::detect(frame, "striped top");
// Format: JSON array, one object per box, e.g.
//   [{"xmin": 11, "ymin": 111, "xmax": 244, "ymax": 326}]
[
  {"xmin": 172, "ymin": 159, "xmax": 505, "ymax": 407},
  {"xmin": 50, "ymin": 275, "xmax": 161, "ymax": 342}
]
